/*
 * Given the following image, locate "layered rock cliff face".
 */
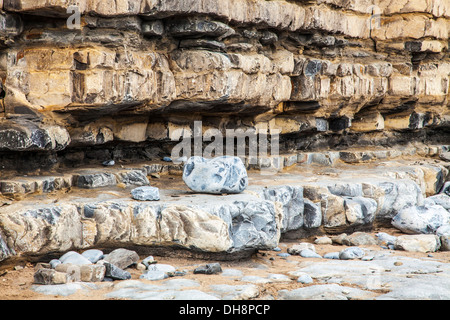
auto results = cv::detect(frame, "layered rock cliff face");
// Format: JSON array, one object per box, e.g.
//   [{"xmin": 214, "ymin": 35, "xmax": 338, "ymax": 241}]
[
  {"xmin": 0, "ymin": 1, "xmax": 449, "ymax": 264},
  {"xmin": 0, "ymin": 0, "xmax": 448, "ymax": 172}
]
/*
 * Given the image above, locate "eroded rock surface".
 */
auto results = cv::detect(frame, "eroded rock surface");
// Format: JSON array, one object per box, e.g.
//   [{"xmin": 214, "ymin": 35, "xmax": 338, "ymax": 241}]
[
  {"xmin": 0, "ymin": 0, "xmax": 447, "ymax": 172},
  {"xmin": 0, "ymin": 0, "xmax": 449, "ymax": 300}
]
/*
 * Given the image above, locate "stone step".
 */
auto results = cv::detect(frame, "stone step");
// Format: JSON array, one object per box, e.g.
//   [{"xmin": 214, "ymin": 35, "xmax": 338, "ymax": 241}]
[
  {"xmin": 248, "ymin": 145, "xmax": 449, "ymax": 171},
  {"xmin": 0, "ymin": 163, "xmax": 183, "ymax": 197}
]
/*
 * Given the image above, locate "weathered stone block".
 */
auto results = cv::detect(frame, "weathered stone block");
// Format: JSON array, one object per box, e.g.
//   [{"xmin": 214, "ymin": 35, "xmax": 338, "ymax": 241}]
[
  {"xmin": 34, "ymin": 268, "xmax": 70, "ymax": 285},
  {"xmin": 0, "ymin": 120, "xmax": 71, "ymax": 152},
  {"xmin": 394, "ymin": 234, "xmax": 441, "ymax": 253},
  {"xmin": 75, "ymin": 172, "xmax": 117, "ymax": 189},
  {"xmin": 115, "ymin": 170, "xmax": 150, "ymax": 186}
]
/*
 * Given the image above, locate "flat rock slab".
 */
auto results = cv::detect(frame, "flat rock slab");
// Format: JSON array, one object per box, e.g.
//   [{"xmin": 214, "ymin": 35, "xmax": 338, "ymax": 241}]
[
  {"xmin": 278, "ymin": 284, "xmax": 378, "ymax": 300},
  {"xmin": 0, "ymin": 191, "xmax": 281, "ymax": 261}
]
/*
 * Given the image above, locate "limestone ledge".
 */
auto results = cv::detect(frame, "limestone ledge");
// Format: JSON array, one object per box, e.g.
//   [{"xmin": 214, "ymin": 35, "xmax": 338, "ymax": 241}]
[
  {"xmin": 0, "ymin": 0, "xmax": 448, "ymax": 157},
  {"xmin": 0, "ymin": 157, "xmax": 448, "ymax": 263},
  {"xmin": 316, "ymin": 0, "xmax": 450, "ymax": 18},
  {"xmin": 1, "ymin": 47, "xmax": 292, "ymax": 116},
  {"xmin": 0, "ymin": 193, "xmax": 282, "ymax": 262},
  {"xmin": 0, "ymin": 46, "xmax": 448, "ymax": 150},
  {"xmin": 1, "ymin": 145, "xmax": 448, "ymax": 196},
  {"xmin": 1, "ymin": 0, "xmax": 449, "ymax": 40}
]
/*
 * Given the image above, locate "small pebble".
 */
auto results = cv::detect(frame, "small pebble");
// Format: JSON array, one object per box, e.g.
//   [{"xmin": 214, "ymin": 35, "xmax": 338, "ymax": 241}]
[
  {"xmin": 147, "ymin": 264, "xmax": 176, "ymax": 273},
  {"xmin": 168, "ymin": 270, "xmax": 188, "ymax": 277},
  {"xmin": 100, "ymin": 261, "xmax": 131, "ymax": 280},
  {"xmin": 136, "ymin": 263, "xmax": 146, "ymax": 271},
  {"xmin": 142, "ymin": 256, "xmax": 156, "ymax": 268},
  {"xmin": 102, "ymin": 160, "xmax": 115, "ymax": 167},
  {"xmin": 300, "ymin": 249, "xmax": 322, "ymax": 259},
  {"xmin": 314, "ymin": 236, "xmax": 332, "ymax": 245},
  {"xmin": 339, "ymin": 247, "xmax": 365, "ymax": 260},
  {"xmin": 297, "ymin": 274, "xmax": 313, "ymax": 284},
  {"xmin": 277, "ymin": 253, "xmax": 291, "ymax": 258},
  {"xmin": 194, "ymin": 263, "xmax": 222, "ymax": 275}
]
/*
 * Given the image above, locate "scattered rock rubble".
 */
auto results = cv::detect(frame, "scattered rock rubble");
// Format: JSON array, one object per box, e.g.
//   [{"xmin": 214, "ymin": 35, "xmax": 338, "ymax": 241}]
[{"xmin": 22, "ymin": 230, "xmax": 450, "ymax": 300}]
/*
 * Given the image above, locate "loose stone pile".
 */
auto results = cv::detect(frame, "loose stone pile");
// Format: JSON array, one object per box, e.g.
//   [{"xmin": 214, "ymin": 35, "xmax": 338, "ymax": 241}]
[
  {"xmin": 28, "ymin": 229, "xmax": 450, "ymax": 300},
  {"xmin": 34, "ymin": 248, "xmax": 191, "ymax": 285}
]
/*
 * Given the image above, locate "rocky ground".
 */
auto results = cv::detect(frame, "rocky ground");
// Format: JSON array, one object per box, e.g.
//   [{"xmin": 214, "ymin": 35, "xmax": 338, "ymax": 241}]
[
  {"xmin": 0, "ymin": 148, "xmax": 449, "ymax": 300},
  {"xmin": 1, "ymin": 0, "xmax": 449, "ymax": 303},
  {"xmin": 1, "ymin": 227, "xmax": 450, "ymax": 300}
]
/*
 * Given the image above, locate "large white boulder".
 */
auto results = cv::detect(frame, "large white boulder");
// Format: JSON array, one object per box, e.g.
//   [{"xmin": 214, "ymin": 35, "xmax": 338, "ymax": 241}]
[{"xmin": 183, "ymin": 156, "xmax": 248, "ymax": 194}]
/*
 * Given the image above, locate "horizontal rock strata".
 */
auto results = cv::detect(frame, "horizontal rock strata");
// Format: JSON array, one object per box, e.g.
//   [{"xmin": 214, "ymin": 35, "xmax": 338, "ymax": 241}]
[
  {"xmin": 0, "ymin": 0, "xmax": 448, "ymax": 171},
  {"xmin": 0, "ymin": 158, "xmax": 448, "ymax": 263}
]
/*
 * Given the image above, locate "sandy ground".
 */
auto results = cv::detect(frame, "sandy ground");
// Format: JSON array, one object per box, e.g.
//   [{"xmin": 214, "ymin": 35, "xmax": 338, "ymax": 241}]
[{"xmin": 1, "ymin": 227, "xmax": 449, "ymax": 301}]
